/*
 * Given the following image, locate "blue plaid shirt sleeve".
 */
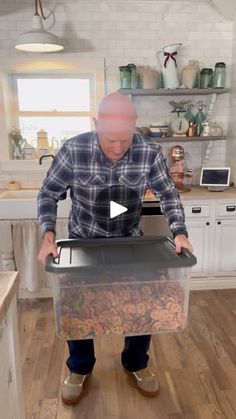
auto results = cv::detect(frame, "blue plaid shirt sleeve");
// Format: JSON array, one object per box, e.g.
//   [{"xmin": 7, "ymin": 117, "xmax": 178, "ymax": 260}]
[{"xmin": 148, "ymin": 145, "xmax": 187, "ymax": 236}]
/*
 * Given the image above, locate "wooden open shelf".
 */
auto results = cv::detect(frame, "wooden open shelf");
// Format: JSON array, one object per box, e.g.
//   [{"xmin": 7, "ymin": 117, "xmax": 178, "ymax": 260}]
[{"xmin": 120, "ymin": 88, "xmax": 230, "ymax": 96}]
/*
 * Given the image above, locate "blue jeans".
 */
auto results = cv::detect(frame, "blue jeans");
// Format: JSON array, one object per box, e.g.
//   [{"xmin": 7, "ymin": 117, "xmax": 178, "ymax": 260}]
[{"xmin": 66, "ymin": 335, "xmax": 152, "ymax": 374}]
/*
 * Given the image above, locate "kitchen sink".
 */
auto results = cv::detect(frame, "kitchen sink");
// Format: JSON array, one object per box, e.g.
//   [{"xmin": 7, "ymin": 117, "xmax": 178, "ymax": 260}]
[
  {"xmin": 0, "ymin": 189, "xmax": 39, "ymax": 199},
  {"xmin": 0, "ymin": 189, "xmax": 71, "ymax": 219}
]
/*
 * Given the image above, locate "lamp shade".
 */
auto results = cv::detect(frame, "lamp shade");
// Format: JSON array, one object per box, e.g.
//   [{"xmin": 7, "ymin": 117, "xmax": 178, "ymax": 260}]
[{"xmin": 15, "ymin": 15, "xmax": 64, "ymax": 52}]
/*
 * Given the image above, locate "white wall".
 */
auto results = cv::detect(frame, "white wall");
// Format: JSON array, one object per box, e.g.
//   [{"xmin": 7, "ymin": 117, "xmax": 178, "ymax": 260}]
[{"xmin": 0, "ymin": 0, "xmax": 234, "ymax": 186}]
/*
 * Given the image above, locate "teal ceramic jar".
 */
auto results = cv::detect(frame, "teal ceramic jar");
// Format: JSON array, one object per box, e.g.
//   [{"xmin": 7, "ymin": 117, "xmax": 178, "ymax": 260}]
[
  {"xmin": 213, "ymin": 62, "xmax": 226, "ymax": 88},
  {"xmin": 119, "ymin": 66, "xmax": 131, "ymax": 89},
  {"xmin": 127, "ymin": 63, "xmax": 138, "ymax": 89},
  {"xmin": 200, "ymin": 68, "xmax": 213, "ymax": 89}
]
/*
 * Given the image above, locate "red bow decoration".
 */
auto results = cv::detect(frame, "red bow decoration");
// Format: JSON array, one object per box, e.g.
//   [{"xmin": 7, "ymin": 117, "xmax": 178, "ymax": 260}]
[{"xmin": 164, "ymin": 51, "xmax": 177, "ymax": 68}]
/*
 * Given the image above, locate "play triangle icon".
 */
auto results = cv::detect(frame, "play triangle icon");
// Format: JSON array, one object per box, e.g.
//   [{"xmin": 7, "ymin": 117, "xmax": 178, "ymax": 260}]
[{"xmin": 110, "ymin": 200, "xmax": 128, "ymax": 219}]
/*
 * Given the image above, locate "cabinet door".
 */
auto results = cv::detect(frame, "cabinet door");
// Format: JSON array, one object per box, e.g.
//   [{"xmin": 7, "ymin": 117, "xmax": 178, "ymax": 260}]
[
  {"xmin": 186, "ymin": 219, "xmax": 212, "ymax": 277},
  {"xmin": 0, "ymin": 298, "xmax": 25, "ymax": 419},
  {"xmin": 0, "ymin": 316, "xmax": 16, "ymax": 419},
  {"xmin": 214, "ymin": 218, "xmax": 236, "ymax": 276}
]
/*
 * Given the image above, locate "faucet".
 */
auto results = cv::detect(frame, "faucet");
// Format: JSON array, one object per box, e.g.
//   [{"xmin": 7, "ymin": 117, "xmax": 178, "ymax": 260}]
[{"xmin": 39, "ymin": 154, "xmax": 54, "ymax": 165}]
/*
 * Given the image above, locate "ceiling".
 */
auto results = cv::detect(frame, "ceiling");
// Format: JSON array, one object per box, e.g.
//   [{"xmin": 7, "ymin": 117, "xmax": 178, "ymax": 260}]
[
  {"xmin": 0, "ymin": 0, "xmax": 235, "ymax": 21},
  {"xmin": 211, "ymin": 0, "xmax": 236, "ymax": 20}
]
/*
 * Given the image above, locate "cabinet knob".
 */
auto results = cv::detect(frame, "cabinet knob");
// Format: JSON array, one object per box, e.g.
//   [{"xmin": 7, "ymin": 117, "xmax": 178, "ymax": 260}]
[
  {"xmin": 217, "ymin": 221, "xmax": 221, "ymax": 225},
  {"xmin": 206, "ymin": 222, "xmax": 210, "ymax": 226}
]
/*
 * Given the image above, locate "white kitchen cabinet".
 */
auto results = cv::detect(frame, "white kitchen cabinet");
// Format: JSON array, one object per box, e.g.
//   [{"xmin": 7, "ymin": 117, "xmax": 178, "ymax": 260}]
[
  {"xmin": 183, "ymin": 197, "xmax": 236, "ymax": 288},
  {"xmin": 214, "ymin": 201, "xmax": 236, "ymax": 276},
  {"xmin": 186, "ymin": 218, "xmax": 212, "ymax": 277},
  {"xmin": 0, "ymin": 278, "xmax": 25, "ymax": 419},
  {"xmin": 184, "ymin": 201, "xmax": 214, "ymax": 278}
]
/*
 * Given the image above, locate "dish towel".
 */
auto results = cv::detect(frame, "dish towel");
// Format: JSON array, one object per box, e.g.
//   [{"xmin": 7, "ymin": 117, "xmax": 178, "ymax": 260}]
[
  {"xmin": 12, "ymin": 219, "xmax": 68, "ymax": 292},
  {"xmin": 0, "ymin": 220, "xmax": 15, "ymax": 270}
]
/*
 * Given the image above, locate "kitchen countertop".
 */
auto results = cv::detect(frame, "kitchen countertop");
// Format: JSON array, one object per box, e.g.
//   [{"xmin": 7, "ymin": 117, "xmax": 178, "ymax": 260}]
[
  {"xmin": 0, "ymin": 272, "xmax": 19, "ymax": 325},
  {"xmin": 1, "ymin": 186, "xmax": 236, "ymax": 204},
  {"xmin": 179, "ymin": 186, "xmax": 236, "ymax": 200},
  {"xmin": 144, "ymin": 186, "xmax": 236, "ymax": 202}
]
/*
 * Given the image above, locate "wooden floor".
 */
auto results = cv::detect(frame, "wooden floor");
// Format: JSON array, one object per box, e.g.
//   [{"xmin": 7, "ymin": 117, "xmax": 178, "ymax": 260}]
[{"xmin": 18, "ymin": 289, "xmax": 236, "ymax": 419}]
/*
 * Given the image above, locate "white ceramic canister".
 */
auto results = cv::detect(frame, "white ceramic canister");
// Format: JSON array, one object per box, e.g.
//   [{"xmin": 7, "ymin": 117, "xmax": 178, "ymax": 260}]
[
  {"xmin": 138, "ymin": 66, "xmax": 160, "ymax": 89},
  {"xmin": 158, "ymin": 43, "xmax": 182, "ymax": 89},
  {"xmin": 181, "ymin": 60, "xmax": 200, "ymax": 88}
]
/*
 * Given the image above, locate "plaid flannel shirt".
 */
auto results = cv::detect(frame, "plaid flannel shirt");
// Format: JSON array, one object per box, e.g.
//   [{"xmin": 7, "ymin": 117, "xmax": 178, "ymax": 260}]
[{"xmin": 37, "ymin": 131, "xmax": 187, "ymax": 238}]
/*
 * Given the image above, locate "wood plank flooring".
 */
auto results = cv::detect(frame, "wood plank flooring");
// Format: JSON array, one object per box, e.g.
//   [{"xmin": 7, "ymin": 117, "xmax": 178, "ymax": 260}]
[{"xmin": 18, "ymin": 290, "xmax": 236, "ymax": 419}]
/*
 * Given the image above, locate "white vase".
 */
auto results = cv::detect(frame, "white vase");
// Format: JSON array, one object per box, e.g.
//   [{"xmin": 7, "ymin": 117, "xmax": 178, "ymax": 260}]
[{"xmin": 158, "ymin": 43, "xmax": 182, "ymax": 89}]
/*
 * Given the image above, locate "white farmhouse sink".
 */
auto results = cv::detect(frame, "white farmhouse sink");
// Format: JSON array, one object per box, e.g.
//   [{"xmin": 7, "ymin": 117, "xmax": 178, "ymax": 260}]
[
  {"xmin": 0, "ymin": 189, "xmax": 71, "ymax": 219},
  {"xmin": 0, "ymin": 189, "xmax": 39, "ymax": 199}
]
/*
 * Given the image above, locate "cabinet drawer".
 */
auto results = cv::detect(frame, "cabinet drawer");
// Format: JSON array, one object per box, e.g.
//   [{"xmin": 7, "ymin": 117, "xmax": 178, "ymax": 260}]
[
  {"xmin": 184, "ymin": 204, "xmax": 210, "ymax": 218},
  {"xmin": 216, "ymin": 203, "xmax": 236, "ymax": 217}
]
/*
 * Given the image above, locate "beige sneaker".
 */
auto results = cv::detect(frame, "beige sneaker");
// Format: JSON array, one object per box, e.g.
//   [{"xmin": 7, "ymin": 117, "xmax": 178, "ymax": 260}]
[
  {"xmin": 61, "ymin": 372, "xmax": 91, "ymax": 405},
  {"xmin": 124, "ymin": 367, "xmax": 159, "ymax": 397}
]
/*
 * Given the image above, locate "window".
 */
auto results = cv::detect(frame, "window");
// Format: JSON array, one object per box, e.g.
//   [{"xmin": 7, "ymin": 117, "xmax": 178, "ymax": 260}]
[{"xmin": 10, "ymin": 73, "xmax": 95, "ymax": 150}]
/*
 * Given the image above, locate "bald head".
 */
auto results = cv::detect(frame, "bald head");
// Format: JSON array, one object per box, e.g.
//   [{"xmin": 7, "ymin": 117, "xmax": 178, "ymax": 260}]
[
  {"xmin": 94, "ymin": 92, "xmax": 137, "ymax": 164},
  {"xmin": 98, "ymin": 92, "xmax": 136, "ymax": 123}
]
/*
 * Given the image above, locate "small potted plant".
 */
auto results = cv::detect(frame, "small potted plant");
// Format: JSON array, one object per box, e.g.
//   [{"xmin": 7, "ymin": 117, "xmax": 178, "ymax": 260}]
[{"xmin": 8, "ymin": 128, "xmax": 25, "ymax": 159}]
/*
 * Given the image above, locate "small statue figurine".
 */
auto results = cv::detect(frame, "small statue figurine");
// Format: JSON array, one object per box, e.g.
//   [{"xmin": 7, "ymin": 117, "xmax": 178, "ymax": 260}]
[{"xmin": 169, "ymin": 145, "xmax": 190, "ymax": 192}]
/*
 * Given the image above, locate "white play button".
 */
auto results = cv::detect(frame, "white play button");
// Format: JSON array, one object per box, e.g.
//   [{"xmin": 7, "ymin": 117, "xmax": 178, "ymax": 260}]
[{"xmin": 110, "ymin": 200, "xmax": 128, "ymax": 219}]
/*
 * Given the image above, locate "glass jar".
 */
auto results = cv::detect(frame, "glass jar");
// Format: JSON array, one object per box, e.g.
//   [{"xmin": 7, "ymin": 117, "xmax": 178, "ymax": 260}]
[
  {"xmin": 200, "ymin": 68, "xmax": 213, "ymax": 89},
  {"xmin": 23, "ymin": 143, "xmax": 36, "ymax": 160},
  {"xmin": 213, "ymin": 62, "xmax": 226, "ymax": 88},
  {"xmin": 119, "ymin": 65, "xmax": 131, "ymax": 89},
  {"xmin": 184, "ymin": 169, "xmax": 193, "ymax": 190},
  {"xmin": 211, "ymin": 122, "xmax": 223, "ymax": 136},
  {"xmin": 127, "ymin": 63, "xmax": 138, "ymax": 89}
]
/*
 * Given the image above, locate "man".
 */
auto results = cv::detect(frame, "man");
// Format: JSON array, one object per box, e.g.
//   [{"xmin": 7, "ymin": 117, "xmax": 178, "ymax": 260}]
[{"xmin": 38, "ymin": 92, "xmax": 193, "ymax": 405}]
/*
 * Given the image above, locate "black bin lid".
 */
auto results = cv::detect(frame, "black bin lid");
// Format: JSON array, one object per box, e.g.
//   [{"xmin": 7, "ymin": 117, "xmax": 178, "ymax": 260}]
[{"xmin": 46, "ymin": 236, "xmax": 197, "ymax": 274}]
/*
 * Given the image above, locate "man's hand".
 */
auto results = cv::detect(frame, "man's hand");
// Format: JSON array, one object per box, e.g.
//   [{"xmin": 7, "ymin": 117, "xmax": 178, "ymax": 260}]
[
  {"xmin": 37, "ymin": 231, "xmax": 59, "ymax": 266},
  {"xmin": 174, "ymin": 234, "xmax": 193, "ymax": 254}
]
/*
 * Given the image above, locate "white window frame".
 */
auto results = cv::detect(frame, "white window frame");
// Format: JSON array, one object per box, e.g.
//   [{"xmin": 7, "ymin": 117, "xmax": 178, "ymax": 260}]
[
  {"xmin": 11, "ymin": 73, "xmax": 94, "ymax": 124},
  {"xmin": 8, "ymin": 73, "xmax": 95, "ymax": 151},
  {"xmin": 0, "ymin": 64, "xmax": 105, "ymax": 168}
]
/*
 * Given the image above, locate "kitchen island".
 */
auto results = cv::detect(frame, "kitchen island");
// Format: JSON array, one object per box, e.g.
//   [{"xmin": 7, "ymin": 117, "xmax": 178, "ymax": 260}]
[{"xmin": 0, "ymin": 271, "xmax": 25, "ymax": 419}]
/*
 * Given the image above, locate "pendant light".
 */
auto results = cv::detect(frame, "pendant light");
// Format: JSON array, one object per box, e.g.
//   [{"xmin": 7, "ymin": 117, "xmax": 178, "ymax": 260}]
[{"xmin": 15, "ymin": 0, "xmax": 64, "ymax": 53}]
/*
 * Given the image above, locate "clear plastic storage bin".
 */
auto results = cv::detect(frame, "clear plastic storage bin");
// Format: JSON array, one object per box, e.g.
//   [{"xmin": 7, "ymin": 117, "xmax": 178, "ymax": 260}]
[{"xmin": 46, "ymin": 236, "xmax": 196, "ymax": 340}]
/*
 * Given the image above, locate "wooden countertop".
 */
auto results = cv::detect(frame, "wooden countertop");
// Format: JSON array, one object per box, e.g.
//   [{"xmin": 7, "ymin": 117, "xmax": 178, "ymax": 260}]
[
  {"xmin": 144, "ymin": 187, "xmax": 236, "ymax": 202},
  {"xmin": 0, "ymin": 272, "xmax": 19, "ymax": 325},
  {"xmin": 1, "ymin": 186, "xmax": 236, "ymax": 207},
  {"xmin": 180, "ymin": 187, "xmax": 236, "ymax": 200}
]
